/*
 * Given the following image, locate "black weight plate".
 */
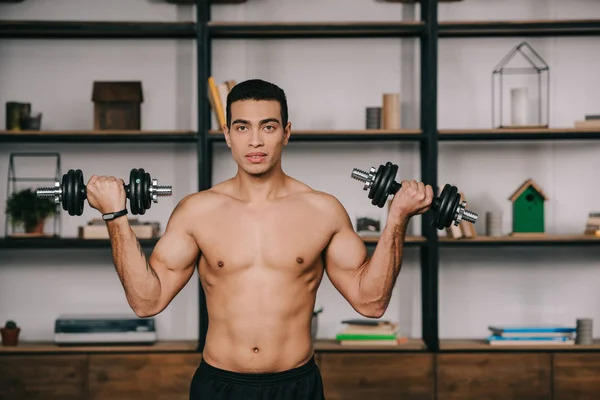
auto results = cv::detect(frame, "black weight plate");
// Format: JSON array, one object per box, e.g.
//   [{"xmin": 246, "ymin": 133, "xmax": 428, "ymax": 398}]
[
  {"xmin": 75, "ymin": 169, "xmax": 85, "ymax": 216},
  {"xmin": 61, "ymin": 173, "xmax": 69, "ymax": 212},
  {"xmin": 67, "ymin": 169, "xmax": 77, "ymax": 216},
  {"xmin": 136, "ymin": 168, "xmax": 147, "ymax": 216},
  {"xmin": 129, "ymin": 169, "xmax": 139, "ymax": 215},
  {"xmin": 368, "ymin": 165, "xmax": 384, "ymax": 200},
  {"xmin": 435, "ymin": 184, "xmax": 459, "ymax": 229},
  {"xmin": 141, "ymin": 171, "xmax": 151, "ymax": 212},
  {"xmin": 432, "ymin": 184, "xmax": 450, "ymax": 229},
  {"xmin": 379, "ymin": 163, "xmax": 398, "ymax": 207},
  {"xmin": 443, "ymin": 186, "xmax": 461, "ymax": 228},
  {"xmin": 373, "ymin": 162, "xmax": 396, "ymax": 208}
]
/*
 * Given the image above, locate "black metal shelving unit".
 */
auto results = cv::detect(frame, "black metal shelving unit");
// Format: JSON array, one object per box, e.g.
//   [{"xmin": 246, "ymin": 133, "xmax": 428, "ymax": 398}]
[
  {"xmin": 435, "ymin": 12, "xmax": 600, "ymax": 354},
  {"xmin": 3, "ymin": 1, "xmax": 600, "ymax": 356}
]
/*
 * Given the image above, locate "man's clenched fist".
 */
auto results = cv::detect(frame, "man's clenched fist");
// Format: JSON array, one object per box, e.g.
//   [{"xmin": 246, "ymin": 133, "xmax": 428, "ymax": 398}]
[
  {"xmin": 86, "ymin": 175, "xmax": 127, "ymax": 215},
  {"xmin": 388, "ymin": 179, "xmax": 434, "ymax": 222}
]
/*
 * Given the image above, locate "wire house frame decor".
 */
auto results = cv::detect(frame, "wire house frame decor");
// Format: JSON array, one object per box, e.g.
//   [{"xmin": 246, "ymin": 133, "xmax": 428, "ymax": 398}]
[
  {"xmin": 5, "ymin": 152, "xmax": 62, "ymax": 238},
  {"xmin": 492, "ymin": 41, "xmax": 550, "ymax": 129}
]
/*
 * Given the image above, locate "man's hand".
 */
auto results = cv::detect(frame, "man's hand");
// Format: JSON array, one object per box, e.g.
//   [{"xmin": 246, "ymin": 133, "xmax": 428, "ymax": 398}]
[
  {"xmin": 388, "ymin": 180, "xmax": 434, "ymax": 224},
  {"xmin": 86, "ymin": 175, "xmax": 127, "ymax": 214}
]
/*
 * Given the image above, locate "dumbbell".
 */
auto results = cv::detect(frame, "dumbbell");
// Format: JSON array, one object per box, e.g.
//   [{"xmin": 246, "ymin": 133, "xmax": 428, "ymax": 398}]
[
  {"xmin": 36, "ymin": 168, "xmax": 172, "ymax": 216},
  {"xmin": 351, "ymin": 161, "xmax": 478, "ymax": 230}
]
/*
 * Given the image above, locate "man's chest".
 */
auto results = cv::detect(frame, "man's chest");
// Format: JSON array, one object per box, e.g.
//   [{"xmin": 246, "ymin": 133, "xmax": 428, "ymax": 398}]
[{"xmin": 196, "ymin": 205, "xmax": 332, "ymax": 271}]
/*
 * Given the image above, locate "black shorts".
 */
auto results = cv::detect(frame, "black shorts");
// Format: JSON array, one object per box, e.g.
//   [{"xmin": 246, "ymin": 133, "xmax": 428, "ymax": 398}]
[{"xmin": 189, "ymin": 355, "xmax": 325, "ymax": 400}]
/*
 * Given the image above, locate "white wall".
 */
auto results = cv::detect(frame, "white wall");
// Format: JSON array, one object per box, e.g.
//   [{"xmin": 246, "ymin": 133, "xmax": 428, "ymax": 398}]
[{"xmin": 0, "ymin": 0, "xmax": 598, "ymax": 344}]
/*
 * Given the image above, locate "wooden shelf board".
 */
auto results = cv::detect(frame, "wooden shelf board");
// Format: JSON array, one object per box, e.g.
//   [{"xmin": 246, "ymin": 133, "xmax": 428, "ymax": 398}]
[
  {"xmin": 438, "ymin": 128, "xmax": 600, "ymax": 141},
  {"xmin": 0, "ymin": 340, "xmax": 199, "ymax": 354},
  {"xmin": 440, "ymin": 339, "xmax": 600, "ymax": 351},
  {"xmin": 208, "ymin": 21, "xmax": 425, "ymax": 38},
  {"xmin": 0, "ymin": 130, "xmax": 197, "ymax": 143},
  {"xmin": 440, "ymin": 235, "xmax": 600, "ymax": 246},
  {"xmin": 314, "ymin": 338, "xmax": 426, "ymax": 352}
]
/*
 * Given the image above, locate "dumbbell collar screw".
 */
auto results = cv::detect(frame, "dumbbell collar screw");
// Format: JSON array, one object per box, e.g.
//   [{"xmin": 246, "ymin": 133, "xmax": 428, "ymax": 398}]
[{"xmin": 151, "ymin": 179, "xmax": 158, "ymax": 203}]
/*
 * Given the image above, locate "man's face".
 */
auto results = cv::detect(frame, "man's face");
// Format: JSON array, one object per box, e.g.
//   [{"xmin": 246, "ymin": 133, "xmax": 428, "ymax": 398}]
[{"xmin": 224, "ymin": 99, "xmax": 290, "ymax": 176}]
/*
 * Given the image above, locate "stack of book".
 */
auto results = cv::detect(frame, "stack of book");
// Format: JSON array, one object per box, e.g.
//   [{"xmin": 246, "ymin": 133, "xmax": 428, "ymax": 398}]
[
  {"xmin": 485, "ymin": 325, "xmax": 576, "ymax": 346},
  {"xmin": 335, "ymin": 319, "xmax": 404, "ymax": 346}
]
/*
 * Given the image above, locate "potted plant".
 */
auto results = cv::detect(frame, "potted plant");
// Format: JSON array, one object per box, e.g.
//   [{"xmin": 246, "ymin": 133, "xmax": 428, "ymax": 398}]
[
  {"xmin": 1, "ymin": 320, "xmax": 20, "ymax": 346},
  {"xmin": 5, "ymin": 188, "xmax": 56, "ymax": 235}
]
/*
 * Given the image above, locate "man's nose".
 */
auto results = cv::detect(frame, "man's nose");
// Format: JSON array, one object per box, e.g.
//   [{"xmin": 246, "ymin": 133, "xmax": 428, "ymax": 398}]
[{"xmin": 249, "ymin": 129, "xmax": 264, "ymax": 147}]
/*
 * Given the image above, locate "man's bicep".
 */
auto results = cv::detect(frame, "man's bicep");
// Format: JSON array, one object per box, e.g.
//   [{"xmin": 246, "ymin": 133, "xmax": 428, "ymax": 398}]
[{"xmin": 148, "ymin": 199, "xmax": 200, "ymax": 308}]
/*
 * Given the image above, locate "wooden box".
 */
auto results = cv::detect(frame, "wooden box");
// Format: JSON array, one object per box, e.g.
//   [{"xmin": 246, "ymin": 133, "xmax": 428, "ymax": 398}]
[{"xmin": 92, "ymin": 81, "xmax": 143, "ymax": 130}]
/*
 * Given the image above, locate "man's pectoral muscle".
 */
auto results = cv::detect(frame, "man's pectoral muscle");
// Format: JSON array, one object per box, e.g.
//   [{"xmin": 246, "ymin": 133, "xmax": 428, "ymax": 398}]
[
  {"xmin": 323, "ymin": 198, "xmax": 408, "ymax": 319},
  {"xmin": 107, "ymin": 196, "xmax": 200, "ymax": 318}
]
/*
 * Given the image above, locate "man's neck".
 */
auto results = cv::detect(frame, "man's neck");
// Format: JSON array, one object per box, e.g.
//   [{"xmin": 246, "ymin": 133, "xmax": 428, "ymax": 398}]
[{"xmin": 234, "ymin": 166, "xmax": 288, "ymax": 203}]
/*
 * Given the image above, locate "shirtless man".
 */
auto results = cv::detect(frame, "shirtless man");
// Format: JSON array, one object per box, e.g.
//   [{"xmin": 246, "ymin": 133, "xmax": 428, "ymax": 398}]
[{"xmin": 86, "ymin": 79, "xmax": 434, "ymax": 400}]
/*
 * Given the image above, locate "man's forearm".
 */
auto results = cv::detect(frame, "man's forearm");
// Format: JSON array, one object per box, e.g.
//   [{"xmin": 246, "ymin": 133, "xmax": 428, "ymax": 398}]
[
  {"xmin": 356, "ymin": 217, "xmax": 408, "ymax": 314},
  {"xmin": 106, "ymin": 217, "xmax": 161, "ymax": 314}
]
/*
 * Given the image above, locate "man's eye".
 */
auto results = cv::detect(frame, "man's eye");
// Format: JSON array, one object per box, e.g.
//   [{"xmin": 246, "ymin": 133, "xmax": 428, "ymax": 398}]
[
  {"xmin": 237, "ymin": 126, "xmax": 247, "ymax": 131},
  {"xmin": 264, "ymin": 125, "xmax": 275, "ymax": 131}
]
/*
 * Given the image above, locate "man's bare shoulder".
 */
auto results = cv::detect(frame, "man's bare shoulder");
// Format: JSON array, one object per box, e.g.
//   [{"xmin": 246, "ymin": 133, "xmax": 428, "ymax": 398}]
[
  {"xmin": 291, "ymin": 184, "xmax": 350, "ymax": 227},
  {"xmin": 171, "ymin": 183, "xmax": 235, "ymax": 217}
]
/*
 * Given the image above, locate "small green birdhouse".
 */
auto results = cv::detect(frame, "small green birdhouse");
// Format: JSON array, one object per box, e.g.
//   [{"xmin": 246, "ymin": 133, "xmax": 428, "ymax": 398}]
[{"xmin": 508, "ymin": 179, "xmax": 548, "ymax": 234}]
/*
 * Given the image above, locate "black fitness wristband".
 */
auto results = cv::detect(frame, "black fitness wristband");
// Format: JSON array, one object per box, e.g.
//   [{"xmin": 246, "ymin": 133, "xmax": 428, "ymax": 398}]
[{"xmin": 102, "ymin": 209, "xmax": 128, "ymax": 221}]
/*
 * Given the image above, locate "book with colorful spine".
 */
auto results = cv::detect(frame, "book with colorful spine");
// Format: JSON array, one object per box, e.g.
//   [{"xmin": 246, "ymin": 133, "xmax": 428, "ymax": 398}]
[{"xmin": 335, "ymin": 319, "xmax": 406, "ymax": 345}]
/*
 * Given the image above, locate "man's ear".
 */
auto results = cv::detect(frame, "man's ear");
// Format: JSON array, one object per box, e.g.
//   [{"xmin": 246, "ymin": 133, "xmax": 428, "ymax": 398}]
[
  {"xmin": 223, "ymin": 124, "xmax": 231, "ymax": 148},
  {"xmin": 283, "ymin": 122, "xmax": 292, "ymax": 145}
]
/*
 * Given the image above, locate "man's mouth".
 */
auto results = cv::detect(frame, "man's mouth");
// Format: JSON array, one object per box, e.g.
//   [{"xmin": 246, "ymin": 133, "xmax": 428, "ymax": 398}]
[{"xmin": 246, "ymin": 153, "xmax": 267, "ymax": 163}]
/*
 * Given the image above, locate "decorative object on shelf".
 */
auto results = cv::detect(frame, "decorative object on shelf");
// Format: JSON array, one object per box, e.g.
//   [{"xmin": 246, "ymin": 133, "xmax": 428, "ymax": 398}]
[
  {"xmin": 36, "ymin": 168, "xmax": 172, "ymax": 216},
  {"xmin": 1, "ymin": 320, "xmax": 20, "ymax": 347},
  {"xmin": 382, "ymin": 93, "xmax": 400, "ymax": 129},
  {"xmin": 485, "ymin": 211, "xmax": 503, "ymax": 237},
  {"xmin": 584, "ymin": 212, "xmax": 600, "ymax": 237},
  {"xmin": 576, "ymin": 318, "xmax": 593, "ymax": 345},
  {"xmin": 365, "ymin": 107, "xmax": 381, "ymax": 129},
  {"xmin": 79, "ymin": 218, "xmax": 160, "ymax": 239},
  {"xmin": 492, "ymin": 41, "xmax": 549, "ymax": 129},
  {"xmin": 574, "ymin": 113, "xmax": 600, "ymax": 129},
  {"xmin": 208, "ymin": 77, "xmax": 236, "ymax": 129},
  {"xmin": 485, "ymin": 325, "xmax": 576, "ymax": 346},
  {"xmin": 5, "ymin": 152, "xmax": 61, "ymax": 238},
  {"xmin": 4, "ymin": 101, "xmax": 42, "ymax": 130},
  {"xmin": 508, "ymin": 178, "xmax": 548, "ymax": 236},
  {"xmin": 356, "ymin": 215, "xmax": 381, "ymax": 236},
  {"xmin": 351, "ymin": 161, "xmax": 478, "ymax": 230},
  {"xmin": 92, "ymin": 81, "xmax": 143, "ymax": 130}
]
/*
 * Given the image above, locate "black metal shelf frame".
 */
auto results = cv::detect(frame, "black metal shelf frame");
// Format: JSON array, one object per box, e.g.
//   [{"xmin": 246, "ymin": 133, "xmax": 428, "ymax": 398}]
[
  {"xmin": 0, "ymin": 20, "xmax": 196, "ymax": 39},
  {"xmin": 439, "ymin": 19, "xmax": 600, "ymax": 38}
]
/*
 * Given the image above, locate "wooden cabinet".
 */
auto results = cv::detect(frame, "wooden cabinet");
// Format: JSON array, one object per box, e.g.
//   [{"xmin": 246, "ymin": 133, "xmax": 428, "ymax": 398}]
[
  {"xmin": 553, "ymin": 353, "xmax": 600, "ymax": 400},
  {"xmin": 0, "ymin": 355, "xmax": 87, "ymax": 400},
  {"xmin": 4, "ymin": 347, "xmax": 600, "ymax": 399},
  {"xmin": 88, "ymin": 353, "xmax": 202, "ymax": 400},
  {"xmin": 317, "ymin": 353, "xmax": 435, "ymax": 400},
  {"xmin": 436, "ymin": 353, "xmax": 552, "ymax": 400}
]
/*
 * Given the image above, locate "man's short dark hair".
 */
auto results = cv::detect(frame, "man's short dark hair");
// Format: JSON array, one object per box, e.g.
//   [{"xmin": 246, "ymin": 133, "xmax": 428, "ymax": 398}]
[{"xmin": 226, "ymin": 79, "xmax": 288, "ymax": 128}]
